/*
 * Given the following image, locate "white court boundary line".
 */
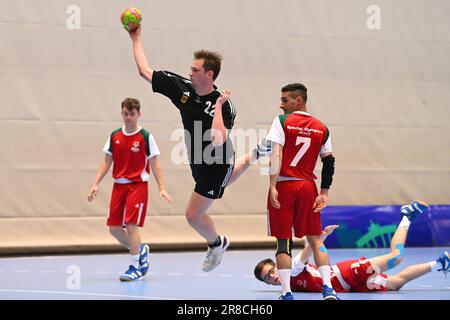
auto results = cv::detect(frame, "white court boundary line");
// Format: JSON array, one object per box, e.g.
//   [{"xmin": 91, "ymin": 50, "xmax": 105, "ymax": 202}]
[{"xmin": 0, "ymin": 289, "xmax": 180, "ymax": 300}]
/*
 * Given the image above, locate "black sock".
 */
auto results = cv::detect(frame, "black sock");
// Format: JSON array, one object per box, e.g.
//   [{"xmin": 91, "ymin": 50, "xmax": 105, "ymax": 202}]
[{"xmin": 208, "ymin": 236, "xmax": 221, "ymax": 248}]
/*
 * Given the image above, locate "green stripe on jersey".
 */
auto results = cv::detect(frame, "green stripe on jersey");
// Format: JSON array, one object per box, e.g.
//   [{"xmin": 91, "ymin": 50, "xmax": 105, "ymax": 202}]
[
  {"xmin": 278, "ymin": 114, "xmax": 289, "ymax": 128},
  {"xmin": 111, "ymin": 128, "xmax": 122, "ymax": 135},
  {"xmin": 140, "ymin": 128, "xmax": 151, "ymax": 157},
  {"xmin": 109, "ymin": 128, "xmax": 122, "ymax": 153}
]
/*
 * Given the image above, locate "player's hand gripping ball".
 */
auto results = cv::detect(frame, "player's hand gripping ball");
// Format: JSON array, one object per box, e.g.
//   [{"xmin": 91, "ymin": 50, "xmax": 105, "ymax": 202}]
[{"xmin": 120, "ymin": 7, "xmax": 142, "ymax": 32}]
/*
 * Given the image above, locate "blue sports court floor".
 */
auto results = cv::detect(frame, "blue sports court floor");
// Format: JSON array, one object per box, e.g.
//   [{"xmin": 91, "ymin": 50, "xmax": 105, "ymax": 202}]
[{"xmin": 0, "ymin": 248, "xmax": 448, "ymax": 300}]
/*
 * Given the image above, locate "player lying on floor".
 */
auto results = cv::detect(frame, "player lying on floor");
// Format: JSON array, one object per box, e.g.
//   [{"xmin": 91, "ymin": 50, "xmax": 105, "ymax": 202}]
[{"xmin": 254, "ymin": 201, "xmax": 449, "ymax": 295}]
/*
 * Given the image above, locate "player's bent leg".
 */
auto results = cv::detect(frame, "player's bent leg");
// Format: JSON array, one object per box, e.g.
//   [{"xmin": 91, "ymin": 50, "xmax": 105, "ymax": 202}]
[
  {"xmin": 376, "ymin": 228, "xmax": 406, "ymax": 271},
  {"xmin": 109, "ymin": 226, "xmax": 130, "ymax": 249},
  {"xmin": 367, "ymin": 201, "xmax": 427, "ymax": 273},
  {"xmin": 389, "ymin": 200, "xmax": 429, "ymax": 257},
  {"xmin": 184, "ymin": 192, "xmax": 230, "ymax": 272},
  {"xmin": 228, "ymin": 138, "xmax": 272, "ymax": 186},
  {"xmin": 227, "ymin": 153, "xmax": 253, "ymax": 185},
  {"xmin": 390, "ymin": 201, "xmax": 428, "ymax": 250},
  {"xmin": 367, "ymin": 249, "xmax": 405, "ymax": 274},
  {"xmin": 367, "ymin": 202, "xmax": 429, "ymax": 274},
  {"xmin": 185, "ymin": 192, "xmax": 217, "ymax": 242},
  {"xmin": 390, "ymin": 210, "xmax": 411, "ymax": 249}
]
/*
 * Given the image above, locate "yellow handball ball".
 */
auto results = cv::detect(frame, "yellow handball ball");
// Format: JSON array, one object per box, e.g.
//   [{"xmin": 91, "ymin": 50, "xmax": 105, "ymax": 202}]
[{"xmin": 120, "ymin": 7, "xmax": 142, "ymax": 32}]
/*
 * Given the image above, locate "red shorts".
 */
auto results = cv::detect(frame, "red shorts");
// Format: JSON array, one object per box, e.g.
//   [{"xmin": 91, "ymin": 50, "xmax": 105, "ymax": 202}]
[
  {"xmin": 336, "ymin": 258, "xmax": 388, "ymax": 292},
  {"xmin": 107, "ymin": 182, "xmax": 148, "ymax": 227},
  {"xmin": 267, "ymin": 180, "xmax": 322, "ymax": 239}
]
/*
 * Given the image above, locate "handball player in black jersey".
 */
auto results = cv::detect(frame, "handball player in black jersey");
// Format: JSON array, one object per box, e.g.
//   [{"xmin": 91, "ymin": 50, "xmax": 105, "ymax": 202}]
[{"xmin": 126, "ymin": 26, "xmax": 247, "ymax": 272}]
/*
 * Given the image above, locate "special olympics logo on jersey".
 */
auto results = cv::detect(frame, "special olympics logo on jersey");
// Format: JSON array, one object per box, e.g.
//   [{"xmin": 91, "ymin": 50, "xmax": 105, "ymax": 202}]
[{"xmin": 131, "ymin": 141, "xmax": 140, "ymax": 153}]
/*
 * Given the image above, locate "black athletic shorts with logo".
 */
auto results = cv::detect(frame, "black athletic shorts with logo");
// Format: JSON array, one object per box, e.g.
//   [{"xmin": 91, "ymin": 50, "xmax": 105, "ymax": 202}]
[{"xmin": 191, "ymin": 162, "xmax": 235, "ymax": 199}]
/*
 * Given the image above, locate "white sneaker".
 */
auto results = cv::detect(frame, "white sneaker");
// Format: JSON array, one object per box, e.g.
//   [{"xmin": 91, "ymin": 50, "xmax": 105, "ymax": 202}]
[
  {"xmin": 202, "ymin": 235, "xmax": 230, "ymax": 272},
  {"xmin": 251, "ymin": 138, "xmax": 272, "ymax": 160}
]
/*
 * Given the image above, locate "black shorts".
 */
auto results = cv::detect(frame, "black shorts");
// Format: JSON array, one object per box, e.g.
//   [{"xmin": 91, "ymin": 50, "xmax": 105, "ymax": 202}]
[{"xmin": 190, "ymin": 163, "xmax": 235, "ymax": 199}]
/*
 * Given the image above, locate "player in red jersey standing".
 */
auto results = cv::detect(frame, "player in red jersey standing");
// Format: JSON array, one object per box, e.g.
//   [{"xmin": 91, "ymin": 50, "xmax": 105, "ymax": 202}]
[
  {"xmin": 87, "ymin": 98, "xmax": 172, "ymax": 281},
  {"xmin": 266, "ymin": 83, "xmax": 337, "ymax": 300}
]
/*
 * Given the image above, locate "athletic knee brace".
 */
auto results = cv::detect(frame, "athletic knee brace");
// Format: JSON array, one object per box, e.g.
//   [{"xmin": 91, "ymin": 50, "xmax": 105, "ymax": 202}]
[{"xmin": 276, "ymin": 239, "xmax": 293, "ymax": 257}]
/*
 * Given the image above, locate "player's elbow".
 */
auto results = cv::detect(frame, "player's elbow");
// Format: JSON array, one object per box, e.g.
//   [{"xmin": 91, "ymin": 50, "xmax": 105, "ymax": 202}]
[
  {"xmin": 210, "ymin": 129, "xmax": 228, "ymax": 147},
  {"xmin": 138, "ymin": 68, "xmax": 153, "ymax": 83},
  {"xmin": 211, "ymin": 136, "xmax": 226, "ymax": 147}
]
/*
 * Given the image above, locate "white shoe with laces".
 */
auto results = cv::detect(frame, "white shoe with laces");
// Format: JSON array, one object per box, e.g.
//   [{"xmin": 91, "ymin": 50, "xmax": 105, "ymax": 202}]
[
  {"xmin": 202, "ymin": 235, "xmax": 230, "ymax": 272},
  {"xmin": 251, "ymin": 138, "xmax": 272, "ymax": 160}
]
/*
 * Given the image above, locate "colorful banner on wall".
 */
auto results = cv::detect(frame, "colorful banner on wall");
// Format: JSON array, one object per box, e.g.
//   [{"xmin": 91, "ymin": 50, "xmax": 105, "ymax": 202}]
[{"xmin": 320, "ymin": 205, "xmax": 450, "ymax": 248}]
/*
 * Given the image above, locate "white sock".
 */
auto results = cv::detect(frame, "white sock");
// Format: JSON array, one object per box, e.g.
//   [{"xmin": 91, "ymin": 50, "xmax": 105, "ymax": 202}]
[
  {"xmin": 429, "ymin": 261, "xmax": 438, "ymax": 271},
  {"xmin": 130, "ymin": 254, "xmax": 140, "ymax": 268},
  {"xmin": 318, "ymin": 265, "xmax": 332, "ymax": 288},
  {"xmin": 278, "ymin": 269, "xmax": 292, "ymax": 295},
  {"xmin": 399, "ymin": 216, "xmax": 411, "ymax": 230}
]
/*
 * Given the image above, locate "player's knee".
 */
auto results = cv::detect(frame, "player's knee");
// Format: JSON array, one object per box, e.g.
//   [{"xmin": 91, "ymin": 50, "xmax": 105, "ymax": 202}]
[
  {"xmin": 185, "ymin": 211, "xmax": 201, "ymax": 226},
  {"xmin": 276, "ymin": 239, "xmax": 293, "ymax": 257},
  {"xmin": 387, "ymin": 244, "xmax": 405, "ymax": 269},
  {"xmin": 124, "ymin": 223, "xmax": 139, "ymax": 234},
  {"xmin": 387, "ymin": 255, "xmax": 403, "ymax": 269},
  {"xmin": 109, "ymin": 226, "xmax": 122, "ymax": 236},
  {"xmin": 394, "ymin": 253, "xmax": 404, "ymax": 266},
  {"xmin": 109, "ymin": 226, "xmax": 125, "ymax": 240},
  {"xmin": 386, "ymin": 276, "xmax": 403, "ymax": 291},
  {"xmin": 306, "ymin": 236, "xmax": 323, "ymax": 250},
  {"xmin": 392, "ymin": 254, "xmax": 404, "ymax": 267}
]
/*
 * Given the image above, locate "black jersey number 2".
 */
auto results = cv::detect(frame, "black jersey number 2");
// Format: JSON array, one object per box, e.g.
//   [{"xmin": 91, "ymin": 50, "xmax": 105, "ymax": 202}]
[{"xmin": 204, "ymin": 101, "xmax": 215, "ymax": 117}]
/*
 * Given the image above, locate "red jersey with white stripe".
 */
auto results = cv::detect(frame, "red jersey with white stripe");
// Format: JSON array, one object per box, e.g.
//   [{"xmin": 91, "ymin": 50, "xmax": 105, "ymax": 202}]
[
  {"xmin": 103, "ymin": 127, "xmax": 160, "ymax": 183},
  {"xmin": 266, "ymin": 112, "xmax": 332, "ymax": 180}
]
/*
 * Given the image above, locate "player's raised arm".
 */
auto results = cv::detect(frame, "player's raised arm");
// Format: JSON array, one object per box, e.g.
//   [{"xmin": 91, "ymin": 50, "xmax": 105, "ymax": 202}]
[{"xmin": 128, "ymin": 27, "xmax": 154, "ymax": 83}]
